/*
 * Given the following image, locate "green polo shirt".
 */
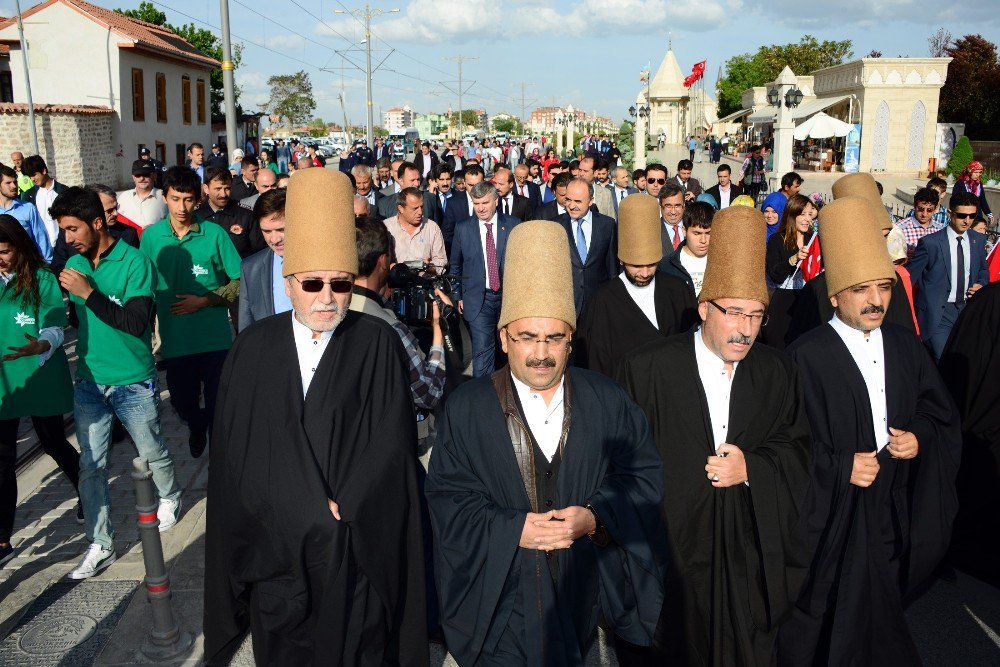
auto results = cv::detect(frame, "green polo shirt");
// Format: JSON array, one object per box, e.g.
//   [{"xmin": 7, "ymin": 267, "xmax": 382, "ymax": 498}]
[
  {"xmin": 0, "ymin": 269, "xmax": 73, "ymax": 419},
  {"xmin": 68, "ymin": 240, "xmax": 157, "ymax": 386},
  {"xmin": 140, "ymin": 218, "xmax": 241, "ymax": 359}
]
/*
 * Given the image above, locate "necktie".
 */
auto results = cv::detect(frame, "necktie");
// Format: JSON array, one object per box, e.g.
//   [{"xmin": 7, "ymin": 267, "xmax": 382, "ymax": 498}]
[
  {"xmin": 956, "ymin": 236, "xmax": 966, "ymax": 305},
  {"xmin": 440, "ymin": 193, "xmax": 447, "ymax": 211},
  {"xmin": 672, "ymin": 225, "xmax": 681, "ymax": 251},
  {"xmin": 518, "ymin": 184, "xmax": 524, "ymax": 196},
  {"xmin": 576, "ymin": 219, "xmax": 588, "ymax": 262},
  {"xmin": 620, "ymin": 189, "xmax": 626, "ymax": 202},
  {"xmin": 485, "ymin": 223, "xmax": 500, "ymax": 291}
]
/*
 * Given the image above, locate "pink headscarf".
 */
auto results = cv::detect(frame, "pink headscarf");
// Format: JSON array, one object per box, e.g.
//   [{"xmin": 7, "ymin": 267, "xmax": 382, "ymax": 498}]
[{"xmin": 959, "ymin": 160, "xmax": 984, "ymax": 196}]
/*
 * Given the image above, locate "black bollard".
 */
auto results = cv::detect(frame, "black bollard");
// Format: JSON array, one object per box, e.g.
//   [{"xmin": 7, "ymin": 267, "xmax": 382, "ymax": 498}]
[{"xmin": 131, "ymin": 457, "xmax": 193, "ymax": 660}]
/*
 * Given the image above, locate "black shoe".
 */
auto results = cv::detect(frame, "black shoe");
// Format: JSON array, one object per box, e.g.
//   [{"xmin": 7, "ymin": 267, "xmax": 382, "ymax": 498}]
[
  {"xmin": 76, "ymin": 502, "xmax": 85, "ymax": 525},
  {"xmin": 189, "ymin": 429, "xmax": 208, "ymax": 458},
  {"xmin": 0, "ymin": 544, "xmax": 13, "ymax": 567}
]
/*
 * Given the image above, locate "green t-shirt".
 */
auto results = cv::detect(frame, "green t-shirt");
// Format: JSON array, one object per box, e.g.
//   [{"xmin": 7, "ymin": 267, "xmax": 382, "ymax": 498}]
[
  {"xmin": 68, "ymin": 240, "xmax": 157, "ymax": 386},
  {"xmin": 140, "ymin": 218, "xmax": 241, "ymax": 359},
  {"xmin": 0, "ymin": 269, "xmax": 73, "ymax": 419}
]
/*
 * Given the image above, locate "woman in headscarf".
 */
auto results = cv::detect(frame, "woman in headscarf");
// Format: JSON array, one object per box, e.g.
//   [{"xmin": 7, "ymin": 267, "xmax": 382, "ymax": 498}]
[
  {"xmin": 954, "ymin": 160, "xmax": 993, "ymax": 224},
  {"xmin": 761, "ymin": 193, "xmax": 817, "ymax": 350}
]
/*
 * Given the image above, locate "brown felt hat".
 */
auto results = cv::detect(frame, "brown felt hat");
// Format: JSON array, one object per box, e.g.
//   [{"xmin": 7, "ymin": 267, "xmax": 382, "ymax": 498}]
[
  {"xmin": 498, "ymin": 220, "xmax": 576, "ymax": 331},
  {"xmin": 282, "ymin": 168, "xmax": 358, "ymax": 277},
  {"xmin": 831, "ymin": 172, "xmax": 892, "ymax": 232},
  {"xmin": 820, "ymin": 196, "xmax": 896, "ymax": 297},
  {"xmin": 698, "ymin": 205, "xmax": 769, "ymax": 306},
  {"xmin": 618, "ymin": 194, "xmax": 663, "ymax": 265}
]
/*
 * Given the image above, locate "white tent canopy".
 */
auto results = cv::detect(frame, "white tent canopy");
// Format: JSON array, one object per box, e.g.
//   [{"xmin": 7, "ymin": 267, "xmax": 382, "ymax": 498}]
[{"xmin": 793, "ymin": 112, "xmax": 854, "ymax": 140}]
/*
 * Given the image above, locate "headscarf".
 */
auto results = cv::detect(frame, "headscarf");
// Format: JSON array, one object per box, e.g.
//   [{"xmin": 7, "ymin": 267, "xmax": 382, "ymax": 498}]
[
  {"xmin": 959, "ymin": 160, "xmax": 984, "ymax": 197},
  {"xmin": 761, "ymin": 191, "xmax": 788, "ymax": 240}
]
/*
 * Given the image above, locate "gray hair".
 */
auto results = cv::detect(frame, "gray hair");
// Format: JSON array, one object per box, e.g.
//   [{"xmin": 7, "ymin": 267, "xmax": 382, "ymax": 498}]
[
  {"xmin": 351, "ymin": 164, "xmax": 372, "ymax": 178},
  {"xmin": 469, "ymin": 181, "xmax": 497, "ymax": 200}
]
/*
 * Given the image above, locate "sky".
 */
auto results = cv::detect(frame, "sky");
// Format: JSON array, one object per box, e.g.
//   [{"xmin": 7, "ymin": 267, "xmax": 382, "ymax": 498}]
[{"xmin": 3, "ymin": 0, "xmax": 998, "ymax": 127}]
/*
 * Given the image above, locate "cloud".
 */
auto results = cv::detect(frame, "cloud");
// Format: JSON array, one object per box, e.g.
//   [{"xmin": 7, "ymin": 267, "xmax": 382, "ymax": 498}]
[{"xmin": 748, "ymin": 0, "xmax": 997, "ymax": 28}]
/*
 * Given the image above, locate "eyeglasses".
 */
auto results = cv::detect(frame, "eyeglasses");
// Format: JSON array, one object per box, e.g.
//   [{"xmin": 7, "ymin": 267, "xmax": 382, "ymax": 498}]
[
  {"xmin": 104, "ymin": 204, "xmax": 119, "ymax": 215},
  {"xmin": 647, "ymin": 178, "xmax": 667, "ymax": 185},
  {"xmin": 709, "ymin": 301, "xmax": 768, "ymax": 326},
  {"xmin": 504, "ymin": 330, "xmax": 570, "ymax": 349},
  {"xmin": 291, "ymin": 276, "xmax": 353, "ymax": 293},
  {"xmin": 952, "ymin": 212, "xmax": 977, "ymax": 220},
  {"xmin": 661, "ymin": 204, "xmax": 684, "ymax": 210}
]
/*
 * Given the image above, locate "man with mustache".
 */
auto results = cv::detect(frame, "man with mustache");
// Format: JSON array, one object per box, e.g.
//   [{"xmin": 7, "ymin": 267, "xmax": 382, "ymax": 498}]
[
  {"xmin": 205, "ymin": 168, "xmax": 428, "ymax": 665},
  {"xmin": 617, "ymin": 206, "xmax": 813, "ymax": 665},
  {"xmin": 779, "ymin": 196, "xmax": 961, "ymax": 666},
  {"xmin": 427, "ymin": 220, "xmax": 667, "ymax": 665},
  {"xmin": 576, "ymin": 194, "xmax": 697, "ymax": 377}
]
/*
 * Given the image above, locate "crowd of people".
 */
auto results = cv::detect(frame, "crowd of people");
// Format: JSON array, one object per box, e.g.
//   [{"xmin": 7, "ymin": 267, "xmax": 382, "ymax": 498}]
[{"xmin": 0, "ymin": 135, "xmax": 997, "ymax": 667}]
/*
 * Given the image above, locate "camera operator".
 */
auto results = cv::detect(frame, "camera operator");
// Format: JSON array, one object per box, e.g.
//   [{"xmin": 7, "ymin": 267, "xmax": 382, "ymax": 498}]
[{"xmin": 350, "ymin": 216, "xmax": 449, "ymax": 412}]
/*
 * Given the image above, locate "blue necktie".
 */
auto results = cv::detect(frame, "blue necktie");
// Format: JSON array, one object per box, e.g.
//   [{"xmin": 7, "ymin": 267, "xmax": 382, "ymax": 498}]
[
  {"xmin": 440, "ymin": 193, "xmax": 447, "ymax": 211},
  {"xmin": 575, "ymin": 219, "xmax": 588, "ymax": 262}
]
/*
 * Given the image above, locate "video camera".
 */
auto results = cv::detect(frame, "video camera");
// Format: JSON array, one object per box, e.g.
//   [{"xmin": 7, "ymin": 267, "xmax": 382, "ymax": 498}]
[{"xmin": 387, "ymin": 263, "xmax": 461, "ymax": 348}]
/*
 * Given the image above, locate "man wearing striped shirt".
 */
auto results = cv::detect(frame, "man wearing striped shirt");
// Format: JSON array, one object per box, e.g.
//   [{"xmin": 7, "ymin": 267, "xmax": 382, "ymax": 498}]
[{"xmin": 895, "ymin": 187, "xmax": 946, "ymax": 257}]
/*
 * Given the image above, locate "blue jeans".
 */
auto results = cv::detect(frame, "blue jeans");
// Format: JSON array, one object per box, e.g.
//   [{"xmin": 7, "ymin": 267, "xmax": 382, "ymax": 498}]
[
  {"xmin": 466, "ymin": 290, "xmax": 502, "ymax": 377},
  {"xmin": 75, "ymin": 377, "xmax": 182, "ymax": 550}
]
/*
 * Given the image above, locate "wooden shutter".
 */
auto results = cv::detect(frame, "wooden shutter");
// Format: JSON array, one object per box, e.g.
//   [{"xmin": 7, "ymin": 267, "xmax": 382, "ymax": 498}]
[
  {"xmin": 181, "ymin": 76, "xmax": 191, "ymax": 125},
  {"xmin": 196, "ymin": 79, "xmax": 206, "ymax": 124},
  {"xmin": 155, "ymin": 73, "xmax": 167, "ymax": 122},
  {"xmin": 131, "ymin": 68, "xmax": 144, "ymax": 121}
]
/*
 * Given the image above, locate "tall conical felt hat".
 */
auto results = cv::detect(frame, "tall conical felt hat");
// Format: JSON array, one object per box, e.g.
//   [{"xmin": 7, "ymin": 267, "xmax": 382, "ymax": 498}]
[
  {"xmin": 831, "ymin": 172, "xmax": 892, "ymax": 232},
  {"xmin": 698, "ymin": 205, "xmax": 769, "ymax": 306},
  {"xmin": 820, "ymin": 196, "xmax": 896, "ymax": 297},
  {"xmin": 618, "ymin": 194, "xmax": 663, "ymax": 265},
  {"xmin": 283, "ymin": 168, "xmax": 358, "ymax": 276},
  {"xmin": 498, "ymin": 220, "xmax": 576, "ymax": 331}
]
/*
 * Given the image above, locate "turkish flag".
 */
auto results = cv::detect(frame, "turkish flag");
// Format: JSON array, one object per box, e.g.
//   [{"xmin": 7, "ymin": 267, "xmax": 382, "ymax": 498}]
[
  {"xmin": 988, "ymin": 242, "xmax": 1000, "ymax": 283},
  {"xmin": 692, "ymin": 60, "xmax": 707, "ymax": 75},
  {"xmin": 799, "ymin": 234, "xmax": 822, "ymax": 281},
  {"xmin": 116, "ymin": 212, "xmax": 144, "ymax": 239}
]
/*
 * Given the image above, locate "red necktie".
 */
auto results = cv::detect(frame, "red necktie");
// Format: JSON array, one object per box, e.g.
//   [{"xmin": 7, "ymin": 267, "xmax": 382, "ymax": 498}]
[
  {"xmin": 672, "ymin": 225, "xmax": 681, "ymax": 250},
  {"xmin": 485, "ymin": 223, "xmax": 500, "ymax": 291}
]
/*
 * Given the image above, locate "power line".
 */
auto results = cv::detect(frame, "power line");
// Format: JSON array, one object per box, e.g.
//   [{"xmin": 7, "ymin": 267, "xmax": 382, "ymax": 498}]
[{"xmin": 442, "ymin": 55, "xmax": 477, "ymax": 136}]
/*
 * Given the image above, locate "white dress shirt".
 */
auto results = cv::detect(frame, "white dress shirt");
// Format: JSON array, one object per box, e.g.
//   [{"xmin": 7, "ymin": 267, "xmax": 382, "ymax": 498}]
[
  {"xmin": 511, "ymin": 373, "xmax": 565, "ymax": 461},
  {"xmin": 34, "ymin": 184, "xmax": 59, "ymax": 244},
  {"xmin": 500, "ymin": 193, "xmax": 515, "ymax": 217},
  {"xmin": 829, "ymin": 315, "xmax": 888, "ymax": 449},
  {"xmin": 693, "ymin": 328, "xmax": 737, "ymax": 451},
  {"xmin": 718, "ymin": 185, "xmax": 732, "ymax": 209},
  {"xmin": 117, "ymin": 188, "xmax": 168, "ymax": 228},
  {"xmin": 946, "ymin": 226, "xmax": 972, "ymax": 302},
  {"xmin": 620, "ymin": 273, "xmax": 657, "ymax": 327},
  {"xmin": 477, "ymin": 213, "xmax": 500, "ymax": 286},
  {"xmin": 291, "ymin": 311, "xmax": 335, "ymax": 396}
]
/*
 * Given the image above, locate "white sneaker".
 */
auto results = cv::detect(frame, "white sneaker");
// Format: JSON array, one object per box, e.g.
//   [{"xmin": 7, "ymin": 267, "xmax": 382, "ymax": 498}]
[
  {"xmin": 157, "ymin": 497, "xmax": 181, "ymax": 533},
  {"xmin": 68, "ymin": 543, "xmax": 116, "ymax": 580}
]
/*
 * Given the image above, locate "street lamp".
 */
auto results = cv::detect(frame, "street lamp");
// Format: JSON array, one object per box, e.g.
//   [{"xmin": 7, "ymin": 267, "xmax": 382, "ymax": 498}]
[
  {"xmin": 784, "ymin": 87, "xmax": 804, "ymax": 108},
  {"xmin": 767, "ymin": 87, "xmax": 780, "ymax": 106}
]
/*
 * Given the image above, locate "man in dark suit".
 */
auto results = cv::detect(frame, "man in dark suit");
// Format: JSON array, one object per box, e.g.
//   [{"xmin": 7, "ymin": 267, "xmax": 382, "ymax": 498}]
[
  {"xmin": 238, "ymin": 190, "xmax": 291, "ymax": 332},
  {"xmin": 449, "ymin": 181, "xmax": 519, "ymax": 377},
  {"xmin": 704, "ymin": 163, "xmax": 744, "ymax": 210},
  {"xmin": 351, "ymin": 164, "xmax": 384, "ymax": 220},
  {"xmin": 907, "ymin": 192, "xmax": 990, "ymax": 360},
  {"xmin": 195, "ymin": 166, "xmax": 265, "ymax": 259},
  {"xmin": 513, "ymin": 164, "xmax": 541, "ymax": 215},
  {"xmin": 609, "ymin": 166, "xmax": 638, "ymax": 218},
  {"xmin": 557, "ymin": 178, "xmax": 617, "ymax": 315},
  {"xmin": 441, "ymin": 163, "xmax": 486, "ymax": 251},
  {"xmin": 377, "ymin": 161, "xmax": 439, "ymax": 224},
  {"xmin": 373, "ymin": 138, "xmax": 390, "ymax": 163},
  {"xmin": 429, "ymin": 163, "xmax": 454, "ymax": 226},
  {"xmin": 414, "ymin": 141, "xmax": 439, "ymax": 186},
  {"xmin": 674, "ymin": 159, "xmax": 703, "ymax": 203},
  {"xmin": 492, "ymin": 167, "xmax": 531, "ymax": 221},
  {"xmin": 230, "ymin": 156, "xmax": 259, "ymax": 201}
]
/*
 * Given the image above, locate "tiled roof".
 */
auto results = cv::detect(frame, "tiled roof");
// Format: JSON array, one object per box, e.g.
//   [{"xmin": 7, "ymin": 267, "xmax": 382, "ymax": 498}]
[
  {"xmin": 0, "ymin": 102, "xmax": 114, "ymax": 114},
  {"xmin": 0, "ymin": 0, "xmax": 219, "ymax": 69}
]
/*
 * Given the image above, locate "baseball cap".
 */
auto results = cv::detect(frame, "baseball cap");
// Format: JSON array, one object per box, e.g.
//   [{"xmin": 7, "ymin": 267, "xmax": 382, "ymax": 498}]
[
  {"xmin": 139, "ymin": 147, "xmax": 150, "ymax": 156},
  {"xmin": 132, "ymin": 159, "xmax": 155, "ymax": 176}
]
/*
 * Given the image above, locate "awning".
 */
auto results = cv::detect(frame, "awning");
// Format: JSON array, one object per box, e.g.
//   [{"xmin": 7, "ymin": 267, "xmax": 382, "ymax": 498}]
[
  {"xmin": 716, "ymin": 108, "xmax": 752, "ymax": 124},
  {"xmin": 791, "ymin": 95, "xmax": 851, "ymax": 120},
  {"xmin": 747, "ymin": 110, "xmax": 775, "ymax": 124}
]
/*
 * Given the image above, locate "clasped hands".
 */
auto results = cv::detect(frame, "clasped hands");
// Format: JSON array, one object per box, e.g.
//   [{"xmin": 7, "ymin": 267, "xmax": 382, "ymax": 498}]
[
  {"xmin": 519, "ymin": 506, "xmax": 596, "ymax": 552},
  {"xmin": 705, "ymin": 443, "xmax": 748, "ymax": 488}
]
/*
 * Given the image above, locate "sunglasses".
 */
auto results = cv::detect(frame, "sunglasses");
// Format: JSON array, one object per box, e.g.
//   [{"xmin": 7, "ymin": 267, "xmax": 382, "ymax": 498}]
[
  {"xmin": 647, "ymin": 178, "xmax": 667, "ymax": 185},
  {"xmin": 952, "ymin": 212, "xmax": 977, "ymax": 220},
  {"xmin": 292, "ymin": 276, "xmax": 353, "ymax": 293}
]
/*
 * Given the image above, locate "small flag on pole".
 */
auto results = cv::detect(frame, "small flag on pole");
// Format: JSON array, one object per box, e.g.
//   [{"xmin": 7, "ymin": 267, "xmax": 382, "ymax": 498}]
[
  {"xmin": 798, "ymin": 234, "xmax": 823, "ymax": 281},
  {"xmin": 639, "ymin": 62, "xmax": 650, "ymax": 83}
]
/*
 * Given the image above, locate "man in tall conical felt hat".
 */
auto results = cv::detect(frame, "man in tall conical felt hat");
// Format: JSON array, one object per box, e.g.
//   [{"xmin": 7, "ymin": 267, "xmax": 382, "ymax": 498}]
[
  {"xmin": 576, "ymin": 193, "xmax": 697, "ymax": 378},
  {"xmin": 784, "ymin": 172, "xmax": 918, "ymax": 345},
  {"xmin": 204, "ymin": 168, "xmax": 428, "ymax": 666},
  {"xmin": 617, "ymin": 205, "xmax": 813, "ymax": 665},
  {"xmin": 427, "ymin": 220, "xmax": 667, "ymax": 665},
  {"xmin": 779, "ymin": 196, "xmax": 961, "ymax": 666}
]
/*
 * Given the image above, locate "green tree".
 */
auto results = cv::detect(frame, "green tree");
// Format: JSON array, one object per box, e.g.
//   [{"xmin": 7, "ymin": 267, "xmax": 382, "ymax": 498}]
[
  {"xmin": 716, "ymin": 36, "xmax": 854, "ymax": 117},
  {"xmin": 116, "ymin": 2, "xmax": 243, "ymax": 116},
  {"xmin": 945, "ymin": 135, "xmax": 975, "ymax": 177},
  {"xmin": 451, "ymin": 110, "xmax": 480, "ymax": 131},
  {"xmin": 492, "ymin": 117, "xmax": 522, "ymax": 134},
  {"xmin": 267, "ymin": 71, "xmax": 315, "ymax": 126},
  {"xmin": 937, "ymin": 34, "xmax": 1000, "ymax": 140}
]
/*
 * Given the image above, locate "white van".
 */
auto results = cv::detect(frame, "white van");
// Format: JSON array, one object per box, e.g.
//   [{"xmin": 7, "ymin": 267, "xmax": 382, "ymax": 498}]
[{"xmin": 388, "ymin": 128, "xmax": 421, "ymax": 158}]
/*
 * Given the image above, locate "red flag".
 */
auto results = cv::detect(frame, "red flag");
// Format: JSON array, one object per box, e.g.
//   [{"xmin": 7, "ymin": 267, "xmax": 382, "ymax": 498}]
[
  {"xmin": 988, "ymin": 242, "xmax": 1000, "ymax": 283},
  {"xmin": 692, "ymin": 60, "xmax": 706, "ymax": 75},
  {"xmin": 798, "ymin": 234, "xmax": 822, "ymax": 281},
  {"xmin": 683, "ymin": 61, "xmax": 707, "ymax": 88},
  {"xmin": 115, "ymin": 212, "xmax": 144, "ymax": 239}
]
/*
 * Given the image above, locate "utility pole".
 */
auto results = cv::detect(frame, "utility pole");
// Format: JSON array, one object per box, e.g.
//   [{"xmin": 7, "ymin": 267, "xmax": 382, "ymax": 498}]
[
  {"xmin": 334, "ymin": 4, "xmax": 399, "ymax": 146},
  {"xmin": 219, "ymin": 0, "xmax": 238, "ymax": 157},
  {"xmin": 13, "ymin": 0, "xmax": 38, "ymax": 154},
  {"xmin": 443, "ymin": 55, "xmax": 477, "ymax": 138},
  {"xmin": 517, "ymin": 81, "xmax": 536, "ymax": 133}
]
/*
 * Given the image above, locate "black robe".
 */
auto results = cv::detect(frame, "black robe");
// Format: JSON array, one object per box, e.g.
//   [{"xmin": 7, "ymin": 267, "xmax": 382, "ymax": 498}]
[
  {"xmin": 940, "ymin": 281, "xmax": 1000, "ymax": 587},
  {"xmin": 617, "ymin": 333, "xmax": 813, "ymax": 666},
  {"xmin": 204, "ymin": 311, "xmax": 428, "ymax": 666},
  {"xmin": 425, "ymin": 367, "xmax": 667, "ymax": 666},
  {"xmin": 780, "ymin": 323, "xmax": 961, "ymax": 666},
  {"xmin": 783, "ymin": 272, "xmax": 915, "ymax": 348},
  {"xmin": 575, "ymin": 271, "xmax": 698, "ymax": 377}
]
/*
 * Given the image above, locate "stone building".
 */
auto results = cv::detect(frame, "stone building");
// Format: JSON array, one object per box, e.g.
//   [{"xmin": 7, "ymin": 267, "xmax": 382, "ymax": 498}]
[
  {"xmin": 382, "ymin": 105, "xmax": 416, "ymax": 132},
  {"xmin": 0, "ymin": 0, "xmax": 218, "ymax": 187}
]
